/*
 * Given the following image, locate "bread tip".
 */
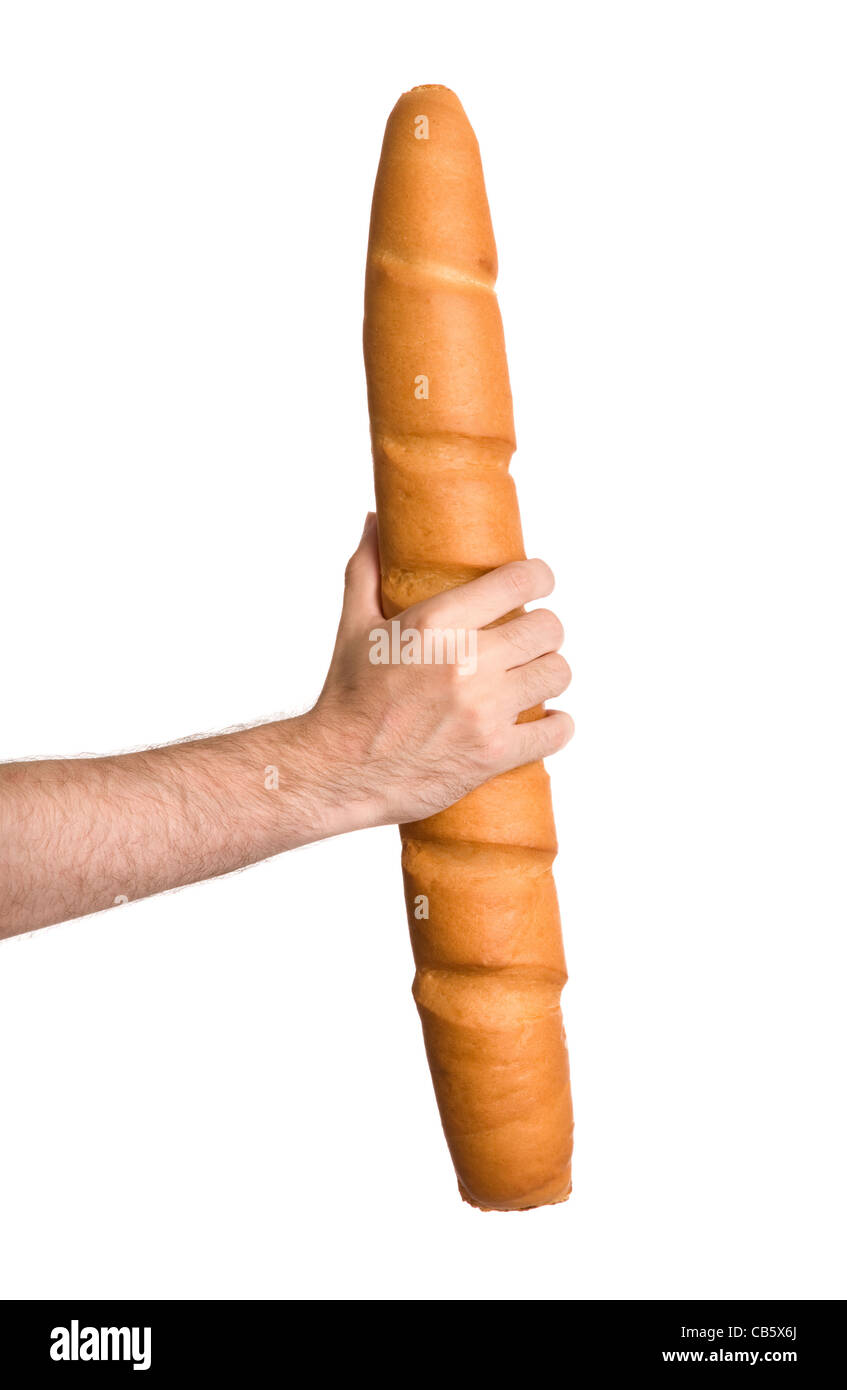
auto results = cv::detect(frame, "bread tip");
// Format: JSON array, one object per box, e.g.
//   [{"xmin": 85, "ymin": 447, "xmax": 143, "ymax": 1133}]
[{"xmin": 401, "ymin": 83, "xmax": 464, "ymax": 109}]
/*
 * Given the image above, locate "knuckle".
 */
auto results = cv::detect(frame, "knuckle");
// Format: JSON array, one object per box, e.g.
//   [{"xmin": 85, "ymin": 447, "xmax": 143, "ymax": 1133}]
[
  {"xmin": 471, "ymin": 697, "xmax": 494, "ymax": 732},
  {"xmin": 518, "ymin": 664, "xmax": 538, "ymax": 701},
  {"xmin": 546, "ymin": 713, "xmax": 574, "ymax": 753},
  {"xmin": 540, "ymin": 609, "xmax": 565, "ymax": 649},
  {"xmin": 548, "ymin": 654, "xmax": 571, "ymax": 693},
  {"xmin": 443, "ymin": 659, "xmax": 466, "ymax": 693},
  {"xmin": 519, "ymin": 655, "xmax": 570, "ymax": 705},
  {"xmin": 463, "ymin": 695, "xmax": 498, "ymax": 740},
  {"xmin": 503, "ymin": 560, "xmax": 534, "ymax": 599},
  {"xmin": 500, "ymin": 618, "xmax": 533, "ymax": 656},
  {"xmin": 501, "ymin": 558, "xmax": 555, "ymax": 604},
  {"xmin": 527, "ymin": 557, "xmax": 555, "ymax": 595}
]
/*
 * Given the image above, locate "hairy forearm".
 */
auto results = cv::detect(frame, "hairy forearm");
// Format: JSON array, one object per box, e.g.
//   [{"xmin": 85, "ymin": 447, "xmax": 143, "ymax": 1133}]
[
  {"xmin": 1, "ymin": 533, "xmax": 572, "ymax": 940},
  {"xmin": 0, "ymin": 712, "xmax": 372, "ymax": 938}
]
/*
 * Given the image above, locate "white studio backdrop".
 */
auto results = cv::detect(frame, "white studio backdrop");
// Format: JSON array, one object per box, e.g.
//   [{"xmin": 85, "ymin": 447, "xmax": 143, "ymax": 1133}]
[{"xmin": 1, "ymin": 1, "xmax": 845, "ymax": 1300}]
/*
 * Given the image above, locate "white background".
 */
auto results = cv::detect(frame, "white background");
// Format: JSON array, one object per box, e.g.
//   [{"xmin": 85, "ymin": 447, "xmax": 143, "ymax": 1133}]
[{"xmin": 1, "ymin": 1, "xmax": 845, "ymax": 1301}]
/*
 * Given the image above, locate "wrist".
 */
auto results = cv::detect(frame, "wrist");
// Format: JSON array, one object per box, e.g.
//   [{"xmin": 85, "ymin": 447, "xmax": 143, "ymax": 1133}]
[{"xmin": 281, "ymin": 705, "xmax": 384, "ymax": 841}]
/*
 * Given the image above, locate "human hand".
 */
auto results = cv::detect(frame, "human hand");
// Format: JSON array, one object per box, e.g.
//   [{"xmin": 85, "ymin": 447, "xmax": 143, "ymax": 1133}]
[{"xmin": 311, "ymin": 514, "xmax": 574, "ymax": 827}]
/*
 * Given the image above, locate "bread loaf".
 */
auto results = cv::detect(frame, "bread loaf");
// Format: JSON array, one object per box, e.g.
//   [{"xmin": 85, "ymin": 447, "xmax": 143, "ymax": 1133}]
[{"xmin": 364, "ymin": 85, "xmax": 573, "ymax": 1210}]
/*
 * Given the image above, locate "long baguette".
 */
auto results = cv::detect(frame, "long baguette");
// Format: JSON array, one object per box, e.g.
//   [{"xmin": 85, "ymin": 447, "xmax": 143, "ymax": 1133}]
[{"xmin": 364, "ymin": 85, "xmax": 573, "ymax": 1210}]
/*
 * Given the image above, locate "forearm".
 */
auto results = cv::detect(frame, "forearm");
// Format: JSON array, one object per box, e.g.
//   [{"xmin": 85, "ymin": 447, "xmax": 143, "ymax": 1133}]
[
  {"xmin": 0, "ymin": 711, "xmax": 372, "ymax": 938},
  {"xmin": 1, "ymin": 531, "xmax": 572, "ymax": 940}
]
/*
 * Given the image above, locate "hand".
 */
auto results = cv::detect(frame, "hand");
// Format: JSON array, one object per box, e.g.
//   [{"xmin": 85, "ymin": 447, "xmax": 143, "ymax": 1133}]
[
  {"xmin": 0, "ymin": 514, "xmax": 573, "ymax": 936},
  {"xmin": 311, "ymin": 513, "xmax": 574, "ymax": 826}
]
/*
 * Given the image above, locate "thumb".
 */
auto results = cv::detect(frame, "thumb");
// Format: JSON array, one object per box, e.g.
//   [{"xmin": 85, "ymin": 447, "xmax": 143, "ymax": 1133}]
[{"xmin": 342, "ymin": 512, "xmax": 383, "ymax": 624}]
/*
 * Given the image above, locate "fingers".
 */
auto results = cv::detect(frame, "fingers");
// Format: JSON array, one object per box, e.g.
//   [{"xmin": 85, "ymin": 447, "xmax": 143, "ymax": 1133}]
[
  {"xmin": 485, "ymin": 607, "xmax": 564, "ymax": 669},
  {"xmin": 417, "ymin": 558, "xmax": 555, "ymax": 631},
  {"xmin": 509, "ymin": 710, "xmax": 575, "ymax": 768},
  {"xmin": 342, "ymin": 513, "xmax": 383, "ymax": 624},
  {"xmin": 504, "ymin": 652, "xmax": 572, "ymax": 718}
]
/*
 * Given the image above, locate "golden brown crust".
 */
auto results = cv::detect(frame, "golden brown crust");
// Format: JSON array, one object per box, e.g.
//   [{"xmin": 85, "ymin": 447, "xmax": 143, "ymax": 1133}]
[{"xmin": 364, "ymin": 86, "xmax": 573, "ymax": 1211}]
